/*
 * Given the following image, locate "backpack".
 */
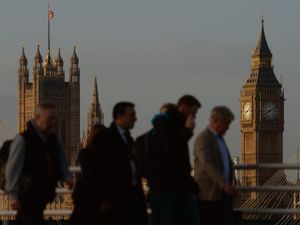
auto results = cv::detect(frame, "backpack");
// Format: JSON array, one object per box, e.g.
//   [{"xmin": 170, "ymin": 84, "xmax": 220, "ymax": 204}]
[
  {"xmin": 0, "ymin": 134, "xmax": 27, "ymax": 192},
  {"xmin": 0, "ymin": 140, "xmax": 13, "ymax": 190}
]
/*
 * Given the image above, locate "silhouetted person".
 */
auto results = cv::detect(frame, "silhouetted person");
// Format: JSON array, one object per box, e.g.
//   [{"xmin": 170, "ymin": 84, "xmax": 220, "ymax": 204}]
[
  {"xmin": 194, "ymin": 106, "xmax": 237, "ymax": 225},
  {"xmin": 135, "ymin": 95, "xmax": 201, "ymax": 225},
  {"xmin": 77, "ymin": 102, "xmax": 148, "ymax": 225},
  {"xmin": 70, "ymin": 124, "xmax": 110, "ymax": 225},
  {"xmin": 5, "ymin": 102, "xmax": 73, "ymax": 225}
]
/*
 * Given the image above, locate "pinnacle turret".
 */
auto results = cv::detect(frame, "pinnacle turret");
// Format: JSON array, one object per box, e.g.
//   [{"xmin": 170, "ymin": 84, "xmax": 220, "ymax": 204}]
[
  {"xmin": 71, "ymin": 45, "xmax": 79, "ymax": 65},
  {"xmin": 55, "ymin": 48, "xmax": 64, "ymax": 67},
  {"xmin": 44, "ymin": 49, "xmax": 54, "ymax": 67},
  {"xmin": 34, "ymin": 45, "xmax": 43, "ymax": 64},
  {"xmin": 87, "ymin": 77, "xmax": 103, "ymax": 133},
  {"xmin": 19, "ymin": 47, "xmax": 28, "ymax": 66},
  {"xmin": 93, "ymin": 77, "xmax": 100, "ymax": 105}
]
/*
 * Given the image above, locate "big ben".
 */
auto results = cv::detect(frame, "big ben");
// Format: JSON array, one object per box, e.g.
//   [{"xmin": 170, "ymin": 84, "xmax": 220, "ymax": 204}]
[{"xmin": 240, "ymin": 19, "xmax": 284, "ymax": 189}]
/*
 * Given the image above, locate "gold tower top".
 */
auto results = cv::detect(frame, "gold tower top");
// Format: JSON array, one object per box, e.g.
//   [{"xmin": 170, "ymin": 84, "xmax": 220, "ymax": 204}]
[{"xmin": 251, "ymin": 19, "xmax": 272, "ymax": 70}]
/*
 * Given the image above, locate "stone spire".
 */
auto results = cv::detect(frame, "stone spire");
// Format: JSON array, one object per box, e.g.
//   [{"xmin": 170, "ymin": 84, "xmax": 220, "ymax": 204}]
[
  {"xmin": 80, "ymin": 77, "xmax": 103, "ymax": 148},
  {"xmin": 54, "ymin": 48, "xmax": 65, "ymax": 78},
  {"xmin": 244, "ymin": 18, "xmax": 280, "ymax": 88},
  {"xmin": 18, "ymin": 47, "xmax": 29, "ymax": 82},
  {"xmin": 71, "ymin": 45, "xmax": 79, "ymax": 65},
  {"xmin": 252, "ymin": 18, "xmax": 272, "ymax": 58},
  {"xmin": 34, "ymin": 45, "xmax": 43, "ymax": 64},
  {"xmin": 43, "ymin": 49, "xmax": 55, "ymax": 77},
  {"xmin": 55, "ymin": 48, "xmax": 64, "ymax": 67},
  {"xmin": 19, "ymin": 47, "xmax": 28, "ymax": 67},
  {"xmin": 87, "ymin": 77, "xmax": 103, "ymax": 133}
]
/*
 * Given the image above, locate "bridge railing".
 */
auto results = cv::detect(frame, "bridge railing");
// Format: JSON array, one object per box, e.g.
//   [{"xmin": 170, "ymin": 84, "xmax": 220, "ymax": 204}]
[
  {"xmin": 1, "ymin": 164, "xmax": 300, "ymax": 217},
  {"xmin": 0, "ymin": 167, "xmax": 81, "ymax": 218},
  {"xmin": 233, "ymin": 163, "xmax": 300, "ymax": 216}
]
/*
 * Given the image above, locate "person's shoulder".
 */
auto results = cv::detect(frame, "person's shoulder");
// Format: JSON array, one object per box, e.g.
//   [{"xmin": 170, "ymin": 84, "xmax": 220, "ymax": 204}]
[
  {"xmin": 136, "ymin": 130, "xmax": 152, "ymax": 140},
  {"xmin": 107, "ymin": 123, "xmax": 125, "ymax": 143},
  {"xmin": 11, "ymin": 134, "xmax": 25, "ymax": 145},
  {"xmin": 195, "ymin": 127, "xmax": 212, "ymax": 140},
  {"xmin": 107, "ymin": 123, "xmax": 118, "ymax": 135},
  {"xmin": 78, "ymin": 148, "xmax": 93, "ymax": 161},
  {"xmin": 135, "ymin": 130, "xmax": 153, "ymax": 145}
]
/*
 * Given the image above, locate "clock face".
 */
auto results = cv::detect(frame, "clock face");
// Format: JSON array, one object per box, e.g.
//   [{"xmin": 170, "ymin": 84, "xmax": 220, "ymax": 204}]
[
  {"xmin": 262, "ymin": 102, "xmax": 278, "ymax": 120},
  {"xmin": 242, "ymin": 102, "xmax": 252, "ymax": 121}
]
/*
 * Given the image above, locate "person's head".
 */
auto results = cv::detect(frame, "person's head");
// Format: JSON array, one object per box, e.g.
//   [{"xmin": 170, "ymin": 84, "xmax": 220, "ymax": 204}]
[
  {"xmin": 87, "ymin": 124, "xmax": 107, "ymax": 148},
  {"xmin": 113, "ymin": 102, "xmax": 136, "ymax": 131},
  {"xmin": 34, "ymin": 102, "xmax": 57, "ymax": 134},
  {"xmin": 209, "ymin": 106, "xmax": 235, "ymax": 136},
  {"xmin": 177, "ymin": 95, "xmax": 201, "ymax": 118},
  {"xmin": 160, "ymin": 103, "xmax": 177, "ymax": 113}
]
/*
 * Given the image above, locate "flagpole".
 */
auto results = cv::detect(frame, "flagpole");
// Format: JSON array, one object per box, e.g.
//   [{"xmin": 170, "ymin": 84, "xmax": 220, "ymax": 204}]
[{"xmin": 48, "ymin": 3, "xmax": 50, "ymax": 51}]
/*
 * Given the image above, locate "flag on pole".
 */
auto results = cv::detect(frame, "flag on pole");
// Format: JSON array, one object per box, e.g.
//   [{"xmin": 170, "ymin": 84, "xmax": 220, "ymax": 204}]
[{"xmin": 48, "ymin": 8, "xmax": 54, "ymax": 20}]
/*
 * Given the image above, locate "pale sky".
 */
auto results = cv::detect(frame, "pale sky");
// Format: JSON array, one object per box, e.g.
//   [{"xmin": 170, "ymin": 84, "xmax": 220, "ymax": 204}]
[{"xmin": 0, "ymin": 0, "xmax": 300, "ymax": 162}]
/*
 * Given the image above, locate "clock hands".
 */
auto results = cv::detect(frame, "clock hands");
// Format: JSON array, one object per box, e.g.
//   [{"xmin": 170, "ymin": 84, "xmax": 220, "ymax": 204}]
[
  {"xmin": 245, "ymin": 107, "xmax": 251, "ymax": 113},
  {"xmin": 263, "ymin": 105, "xmax": 277, "ymax": 115},
  {"xmin": 243, "ymin": 103, "xmax": 252, "ymax": 120},
  {"xmin": 263, "ymin": 103, "xmax": 278, "ymax": 120}
]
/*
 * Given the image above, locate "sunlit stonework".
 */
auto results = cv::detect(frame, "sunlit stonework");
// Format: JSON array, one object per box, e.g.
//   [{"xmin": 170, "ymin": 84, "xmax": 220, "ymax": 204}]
[
  {"xmin": 240, "ymin": 19, "xmax": 285, "ymax": 199},
  {"xmin": 18, "ymin": 45, "xmax": 80, "ymax": 166}
]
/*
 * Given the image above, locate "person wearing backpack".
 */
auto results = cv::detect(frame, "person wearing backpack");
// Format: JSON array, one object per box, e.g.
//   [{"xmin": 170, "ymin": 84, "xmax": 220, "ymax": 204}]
[{"xmin": 5, "ymin": 102, "xmax": 73, "ymax": 225}]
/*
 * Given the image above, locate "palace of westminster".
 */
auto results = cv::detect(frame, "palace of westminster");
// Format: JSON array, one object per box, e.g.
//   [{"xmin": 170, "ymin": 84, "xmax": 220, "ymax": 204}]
[
  {"xmin": 18, "ymin": 44, "xmax": 103, "ymax": 165},
  {"xmin": 17, "ymin": 18, "xmax": 284, "ymax": 190}
]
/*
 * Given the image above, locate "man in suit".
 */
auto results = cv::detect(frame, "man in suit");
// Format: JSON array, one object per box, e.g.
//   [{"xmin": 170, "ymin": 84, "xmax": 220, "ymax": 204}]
[
  {"xmin": 100, "ymin": 102, "xmax": 148, "ymax": 225},
  {"xmin": 194, "ymin": 106, "xmax": 237, "ymax": 225}
]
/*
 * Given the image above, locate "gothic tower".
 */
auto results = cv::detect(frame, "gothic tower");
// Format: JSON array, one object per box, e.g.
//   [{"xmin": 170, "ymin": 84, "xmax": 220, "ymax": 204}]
[
  {"xmin": 240, "ymin": 19, "xmax": 284, "ymax": 190},
  {"xmin": 69, "ymin": 46, "xmax": 80, "ymax": 164},
  {"xmin": 80, "ymin": 77, "xmax": 104, "ymax": 149},
  {"xmin": 18, "ymin": 45, "xmax": 80, "ymax": 165}
]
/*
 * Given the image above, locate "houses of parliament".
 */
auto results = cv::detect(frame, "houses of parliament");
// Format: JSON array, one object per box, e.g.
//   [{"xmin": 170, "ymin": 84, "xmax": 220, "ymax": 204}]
[{"xmin": 18, "ymin": 45, "xmax": 103, "ymax": 165}]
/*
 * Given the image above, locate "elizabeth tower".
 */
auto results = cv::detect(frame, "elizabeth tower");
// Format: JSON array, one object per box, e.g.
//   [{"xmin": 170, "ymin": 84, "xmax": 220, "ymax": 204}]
[{"xmin": 240, "ymin": 19, "xmax": 284, "ymax": 188}]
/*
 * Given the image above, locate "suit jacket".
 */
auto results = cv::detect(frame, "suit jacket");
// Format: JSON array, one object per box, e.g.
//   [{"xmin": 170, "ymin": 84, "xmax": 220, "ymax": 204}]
[
  {"xmin": 105, "ymin": 123, "xmax": 148, "ymax": 225},
  {"xmin": 193, "ymin": 127, "xmax": 233, "ymax": 201}
]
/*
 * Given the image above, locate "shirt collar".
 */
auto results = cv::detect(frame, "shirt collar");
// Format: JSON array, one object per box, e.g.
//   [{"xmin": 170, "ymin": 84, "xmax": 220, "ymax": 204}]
[
  {"xmin": 116, "ymin": 124, "xmax": 126, "ymax": 136},
  {"xmin": 30, "ymin": 119, "xmax": 47, "ymax": 142},
  {"xmin": 208, "ymin": 126, "xmax": 218, "ymax": 136}
]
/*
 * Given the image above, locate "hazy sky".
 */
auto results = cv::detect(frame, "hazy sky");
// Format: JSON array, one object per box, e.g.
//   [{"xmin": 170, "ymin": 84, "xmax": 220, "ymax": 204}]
[{"xmin": 0, "ymin": 0, "xmax": 300, "ymax": 161}]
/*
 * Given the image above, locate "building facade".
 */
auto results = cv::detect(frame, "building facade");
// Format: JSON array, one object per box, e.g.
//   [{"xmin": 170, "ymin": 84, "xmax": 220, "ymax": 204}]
[
  {"xmin": 240, "ymin": 20, "xmax": 284, "ymax": 190},
  {"xmin": 18, "ymin": 45, "xmax": 80, "ymax": 165}
]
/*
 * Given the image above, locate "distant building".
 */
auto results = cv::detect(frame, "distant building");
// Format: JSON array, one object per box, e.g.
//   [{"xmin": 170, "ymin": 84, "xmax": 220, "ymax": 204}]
[
  {"xmin": 18, "ymin": 45, "xmax": 80, "ymax": 165},
  {"xmin": 240, "ymin": 19, "xmax": 284, "ymax": 193},
  {"xmin": 80, "ymin": 77, "xmax": 104, "ymax": 149}
]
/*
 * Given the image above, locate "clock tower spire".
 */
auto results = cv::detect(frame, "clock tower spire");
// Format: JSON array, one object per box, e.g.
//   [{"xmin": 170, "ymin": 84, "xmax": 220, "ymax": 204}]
[{"xmin": 240, "ymin": 18, "xmax": 284, "ymax": 197}]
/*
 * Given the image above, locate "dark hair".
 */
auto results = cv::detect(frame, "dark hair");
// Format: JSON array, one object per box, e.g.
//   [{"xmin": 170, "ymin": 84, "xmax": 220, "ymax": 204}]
[
  {"xmin": 112, "ymin": 102, "xmax": 135, "ymax": 120},
  {"xmin": 87, "ymin": 124, "xmax": 107, "ymax": 148},
  {"xmin": 160, "ymin": 103, "xmax": 177, "ymax": 113},
  {"xmin": 177, "ymin": 95, "xmax": 201, "ymax": 108}
]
